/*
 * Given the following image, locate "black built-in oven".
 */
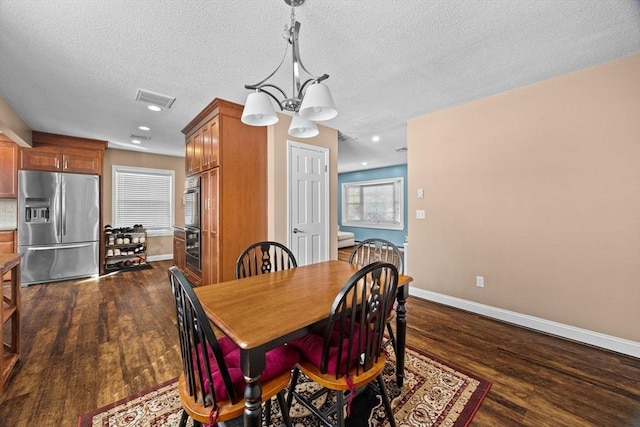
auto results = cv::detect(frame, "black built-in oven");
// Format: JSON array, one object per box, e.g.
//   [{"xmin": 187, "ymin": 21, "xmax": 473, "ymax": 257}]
[
  {"xmin": 184, "ymin": 176, "xmax": 201, "ymax": 273},
  {"xmin": 185, "ymin": 227, "xmax": 201, "ymax": 273},
  {"xmin": 184, "ymin": 176, "xmax": 200, "ymax": 229}
]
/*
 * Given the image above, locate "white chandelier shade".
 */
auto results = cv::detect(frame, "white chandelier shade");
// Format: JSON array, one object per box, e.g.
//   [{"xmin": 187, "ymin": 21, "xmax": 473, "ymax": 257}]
[
  {"xmin": 288, "ymin": 113, "xmax": 319, "ymax": 138},
  {"xmin": 240, "ymin": 91, "xmax": 279, "ymax": 126},
  {"xmin": 298, "ymin": 82, "xmax": 337, "ymax": 122},
  {"xmin": 240, "ymin": 0, "xmax": 336, "ymax": 138}
]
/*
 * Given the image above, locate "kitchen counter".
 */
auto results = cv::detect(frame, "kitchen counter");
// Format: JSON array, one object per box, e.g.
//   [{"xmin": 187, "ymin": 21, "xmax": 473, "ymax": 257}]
[{"xmin": 0, "ymin": 253, "xmax": 22, "ymax": 272}]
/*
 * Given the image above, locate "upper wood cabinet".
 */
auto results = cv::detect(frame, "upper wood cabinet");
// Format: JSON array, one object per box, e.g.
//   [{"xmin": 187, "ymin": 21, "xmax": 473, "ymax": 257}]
[
  {"xmin": 202, "ymin": 118, "xmax": 219, "ymax": 170},
  {"xmin": 19, "ymin": 132, "xmax": 107, "ymax": 175},
  {"xmin": 182, "ymin": 99, "xmax": 267, "ymax": 285},
  {"xmin": 185, "ymin": 130, "xmax": 205, "ymax": 175},
  {"xmin": 185, "ymin": 112, "xmax": 221, "ymax": 176},
  {"xmin": 0, "ymin": 137, "xmax": 18, "ymax": 198}
]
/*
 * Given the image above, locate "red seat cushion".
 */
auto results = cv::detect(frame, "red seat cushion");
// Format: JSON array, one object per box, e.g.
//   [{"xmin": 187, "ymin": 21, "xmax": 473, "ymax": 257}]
[
  {"xmin": 195, "ymin": 336, "xmax": 299, "ymax": 401},
  {"xmin": 289, "ymin": 324, "xmax": 362, "ymax": 375}
]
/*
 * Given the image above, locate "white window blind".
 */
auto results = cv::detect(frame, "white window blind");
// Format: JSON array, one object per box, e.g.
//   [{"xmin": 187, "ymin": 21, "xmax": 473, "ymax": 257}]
[
  {"xmin": 112, "ymin": 166, "xmax": 174, "ymax": 236},
  {"xmin": 341, "ymin": 177, "xmax": 404, "ymax": 230}
]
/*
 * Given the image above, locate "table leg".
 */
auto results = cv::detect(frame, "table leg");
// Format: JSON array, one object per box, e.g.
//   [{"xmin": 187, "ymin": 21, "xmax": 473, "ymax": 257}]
[
  {"xmin": 241, "ymin": 348, "xmax": 265, "ymax": 427},
  {"xmin": 395, "ymin": 285, "xmax": 408, "ymax": 387}
]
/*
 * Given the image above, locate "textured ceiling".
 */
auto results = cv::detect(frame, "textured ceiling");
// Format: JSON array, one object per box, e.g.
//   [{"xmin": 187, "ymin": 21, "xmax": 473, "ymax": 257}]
[{"xmin": 1, "ymin": 0, "xmax": 638, "ymax": 173}]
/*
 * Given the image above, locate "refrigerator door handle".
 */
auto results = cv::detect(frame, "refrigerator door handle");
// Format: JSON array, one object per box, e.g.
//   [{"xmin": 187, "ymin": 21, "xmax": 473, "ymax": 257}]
[
  {"xmin": 27, "ymin": 243, "xmax": 93, "ymax": 251},
  {"xmin": 61, "ymin": 181, "xmax": 66, "ymax": 236}
]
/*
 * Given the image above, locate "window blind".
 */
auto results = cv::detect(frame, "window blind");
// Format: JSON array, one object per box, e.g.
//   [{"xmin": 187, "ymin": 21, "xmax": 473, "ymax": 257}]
[{"xmin": 113, "ymin": 166, "xmax": 174, "ymax": 235}]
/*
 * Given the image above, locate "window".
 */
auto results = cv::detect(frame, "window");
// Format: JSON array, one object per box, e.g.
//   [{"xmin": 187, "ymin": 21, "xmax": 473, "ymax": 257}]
[
  {"xmin": 112, "ymin": 165, "xmax": 175, "ymax": 236},
  {"xmin": 341, "ymin": 177, "xmax": 404, "ymax": 230}
]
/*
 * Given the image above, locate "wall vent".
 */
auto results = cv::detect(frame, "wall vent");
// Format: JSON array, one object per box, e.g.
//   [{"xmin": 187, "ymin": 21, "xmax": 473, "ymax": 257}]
[
  {"xmin": 130, "ymin": 134, "xmax": 152, "ymax": 141},
  {"xmin": 338, "ymin": 131, "xmax": 358, "ymax": 143},
  {"xmin": 394, "ymin": 147, "xmax": 407, "ymax": 153},
  {"xmin": 135, "ymin": 89, "xmax": 176, "ymax": 109}
]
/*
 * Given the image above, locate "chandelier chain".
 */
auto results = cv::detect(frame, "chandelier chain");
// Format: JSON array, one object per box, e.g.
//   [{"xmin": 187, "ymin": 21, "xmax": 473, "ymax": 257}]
[{"xmin": 283, "ymin": 2, "xmax": 296, "ymax": 41}]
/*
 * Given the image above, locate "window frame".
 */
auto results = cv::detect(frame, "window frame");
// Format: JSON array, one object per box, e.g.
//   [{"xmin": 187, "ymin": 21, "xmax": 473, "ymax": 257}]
[
  {"xmin": 112, "ymin": 165, "xmax": 175, "ymax": 237},
  {"xmin": 341, "ymin": 177, "xmax": 404, "ymax": 230}
]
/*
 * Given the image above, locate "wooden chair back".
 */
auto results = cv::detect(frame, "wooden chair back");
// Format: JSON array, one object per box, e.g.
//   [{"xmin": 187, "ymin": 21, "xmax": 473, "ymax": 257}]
[
  {"xmin": 235, "ymin": 241, "xmax": 298, "ymax": 278},
  {"xmin": 348, "ymin": 238, "xmax": 404, "ymax": 274},
  {"xmin": 321, "ymin": 261, "xmax": 398, "ymax": 378},
  {"xmin": 169, "ymin": 266, "xmax": 239, "ymax": 408}
]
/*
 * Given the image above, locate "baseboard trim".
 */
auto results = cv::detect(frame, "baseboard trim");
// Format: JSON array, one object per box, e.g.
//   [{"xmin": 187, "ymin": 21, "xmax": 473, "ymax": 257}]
[
  {"xmin": 147, "ymin": 254, "xmax": 173, "ymax": 262},
  {"xmin": 409, "ymin": 287, "xmax": 640, "ymax": 358}
]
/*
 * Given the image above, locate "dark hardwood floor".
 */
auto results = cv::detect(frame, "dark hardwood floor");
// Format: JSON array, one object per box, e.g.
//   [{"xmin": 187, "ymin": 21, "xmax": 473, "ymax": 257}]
[{"xmin": 1, "ymin": 258, "xmax": 638, "ymax": 426}]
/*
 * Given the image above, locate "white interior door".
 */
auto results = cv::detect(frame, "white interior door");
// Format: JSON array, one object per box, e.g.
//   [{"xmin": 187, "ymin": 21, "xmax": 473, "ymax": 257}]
[{"xmin": 288, "ymin": 141, "xmax": 329, "ymax": 266}]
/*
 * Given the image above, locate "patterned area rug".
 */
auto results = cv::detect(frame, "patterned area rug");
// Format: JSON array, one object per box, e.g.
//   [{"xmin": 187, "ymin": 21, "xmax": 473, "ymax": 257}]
[{"xmin": 77, "ymin": 347, "xmax": 491, "ymax": 427}]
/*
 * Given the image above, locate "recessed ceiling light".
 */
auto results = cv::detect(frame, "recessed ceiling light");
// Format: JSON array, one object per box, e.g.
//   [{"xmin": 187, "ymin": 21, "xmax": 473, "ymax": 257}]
[
  {"xmin": 371, "ymin": 136, "xmax": 380, "ymax": 142},
  {"xmin": 131, "ymin": 139, "xmax": 142, "ymax": 144},
  {"xmin": 147, "ymin": 105, "xmax": 162, "ymax": 112},
  {"xmin": 138, "ymin": 126, "xmax": 151, "ymax": 131},
  {"xmin": 361, "ymin": 162, "xmax": 368, "ymax": 166}
]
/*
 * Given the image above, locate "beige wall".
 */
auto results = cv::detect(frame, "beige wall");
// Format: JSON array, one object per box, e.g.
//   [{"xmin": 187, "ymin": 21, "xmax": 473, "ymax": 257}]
[
  {"xmin": 407, "ymin": 55, "xmax": 640, "ymax": 342},
  {"xmin": 268, "ymin": 114, "xmax": 339, "ymax": 260},
  {"xmin": 103, "ymin": 148, "xmax": 185, "ymax": 257}
]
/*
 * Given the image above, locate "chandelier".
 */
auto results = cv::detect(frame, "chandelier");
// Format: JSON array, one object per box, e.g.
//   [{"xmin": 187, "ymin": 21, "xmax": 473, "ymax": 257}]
[{"xmin": 241, "ymin": 0, "xmax": 337, "ymax": 138}]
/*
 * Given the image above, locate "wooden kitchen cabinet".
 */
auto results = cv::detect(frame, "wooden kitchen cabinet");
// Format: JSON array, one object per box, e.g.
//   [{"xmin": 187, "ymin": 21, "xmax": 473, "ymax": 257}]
[
  {"xmin": 0, "ymin": 231, "xmax": 15, "ymax": 256},
  {"xmin": 173, "ymin": 227, "xmax": 186, "ymax": 271},
  {"xmin": 200, "ymin": 167, "xmax": 219, "ymax": 283},
  {"xmin": 186, "ymin": 114, "xmax": 220, "ymax": 176},
  {"xmin": 185, "ymin": 135, "xmax": 195, "ymax": 175},
  {"xmin": 0, "ymin": 137, "xmax": 18, "ymax": 198},
  {"xmin": 201, "ymin": 118, "xmax": 219, "ymax": 170},
  {"xmin": 182, "ymin": 98, "xmax": 267, "ymax": 285},
  {"xmin": 0, "ymin": 231, "xmax": 16, "ymax": 283},
  {"xmin": 19, "ymin": 131, "xmax": 107, "ymax": 175},
  {"xmin": 185, "ymin": 130, "xmax": 203, "ymax": 176},
  {"xmin": 0, "ymin": 229, "xmax": 16, "ymax": 281},
  {"xmin": 0, "ymin": 253, "xmax": 22, "ymax": 396}
]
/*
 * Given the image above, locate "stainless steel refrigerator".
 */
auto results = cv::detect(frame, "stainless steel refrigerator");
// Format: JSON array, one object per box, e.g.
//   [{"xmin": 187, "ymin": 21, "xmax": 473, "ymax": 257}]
[{"xmin": 18, "ymin": 170, "xmax": 100, "ymax": 285}]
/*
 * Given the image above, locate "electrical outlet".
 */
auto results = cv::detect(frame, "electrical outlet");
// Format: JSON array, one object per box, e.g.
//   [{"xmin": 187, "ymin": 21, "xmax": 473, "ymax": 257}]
[
  {"xmin": 476, "ymin": 276, "xmax": 484, "ymax": 288},
  {"xmin": 416, "ymin": 209, "xmax": 426, "ymax": 219}
]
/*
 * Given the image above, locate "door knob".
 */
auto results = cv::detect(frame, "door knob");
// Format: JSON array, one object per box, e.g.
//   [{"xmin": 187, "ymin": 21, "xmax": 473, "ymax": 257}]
[{"xmin": 293, "ymin": 228, "xmax": 304, "ymax": 234}]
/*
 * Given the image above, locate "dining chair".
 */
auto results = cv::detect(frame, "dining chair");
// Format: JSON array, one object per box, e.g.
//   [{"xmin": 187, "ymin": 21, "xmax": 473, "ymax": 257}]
[
  {"xmin": 168, "ymin": 266, "xmax": 298, "ymax": 427},
  {"xmin": 286, "ymin": 261, "xmax": 399, "ymax": 427},
  {"xmin": 235, "ymin": 241, "xmax": 298, "ymax": 278},
  {"xmin": 348, "ymin": 238, "xmax": 404, "ymax": 353}
]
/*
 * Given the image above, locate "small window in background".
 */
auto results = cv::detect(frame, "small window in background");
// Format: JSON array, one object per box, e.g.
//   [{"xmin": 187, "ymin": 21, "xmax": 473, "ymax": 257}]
[
  {"xmin": 342, "ymin": 177, "xmax": 404, "ymax": 230},
  {"xmin": 112, "ymin": 165, "xmax": 174, "ymax": 236}
]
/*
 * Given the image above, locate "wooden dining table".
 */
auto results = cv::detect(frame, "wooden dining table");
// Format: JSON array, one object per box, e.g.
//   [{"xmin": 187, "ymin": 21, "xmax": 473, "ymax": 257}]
[{"xmin": 194, "ymin": 259, "xmax": 413, "ymax": 427}]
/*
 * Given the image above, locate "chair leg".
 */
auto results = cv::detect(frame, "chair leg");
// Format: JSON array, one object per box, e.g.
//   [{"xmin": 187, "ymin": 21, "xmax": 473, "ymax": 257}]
[
  {"xmin": 178, "ymin": 409, "xmax": 189, "ymax": 427},
  {"xmin": 265, "ymin": 398, "xmax": 272, "ymax": 426},
  {"xmin": 286, "ymin": 367, "xmax": 300, "ymax": 409},
  {"xmin": 377, "ymin": 374, "xmax": 396, "ymax": 427},
  {"xmin": 277, "ymin": 390, "xmax": 293, "ymax": 427},
  {"xmin": 386, "ymin": 321, "xmax": 397, "ymax": 353},
  {"xmin": 336, "ymin": 391, "xmax": 345, "ymax": 427}
]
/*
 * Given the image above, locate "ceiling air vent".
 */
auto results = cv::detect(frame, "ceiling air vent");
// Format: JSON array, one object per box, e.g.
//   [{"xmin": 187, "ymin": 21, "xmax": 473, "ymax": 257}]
[
  {"xmin": 135, "ymin": 89, "xmax": 176, "ymax": 109},
  {"xmin": 130, "ymin": 134, "xmax": 151, "ymax": 141},
  {"xmin": 338, "ymin": 131, "xmax": 358, "ymax": 143},
  {"xmin": 394, "ymin": 147, "xmax": 407, "ymax": 153}
]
